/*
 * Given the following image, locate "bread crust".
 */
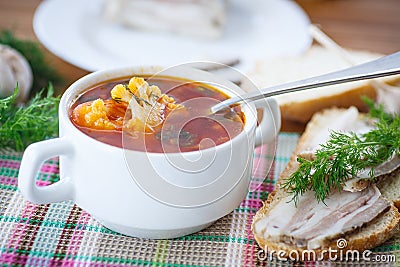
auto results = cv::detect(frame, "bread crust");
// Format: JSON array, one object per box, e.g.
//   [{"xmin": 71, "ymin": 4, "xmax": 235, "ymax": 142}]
[
  {"xmin": 252, "ymin": 108, "xmax": 400, "ymax": 260},
  {"xmin": 280, "ymin": 83, "xmax": 377, "ymax": 123}
]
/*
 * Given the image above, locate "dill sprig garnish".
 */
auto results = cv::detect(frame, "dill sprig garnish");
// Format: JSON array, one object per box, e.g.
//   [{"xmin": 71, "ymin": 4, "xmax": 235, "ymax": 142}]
[
  {"xmin": 282, "ymin": 101, "xmax": 400, "ymax": 204},
  {"xmin": 0, "ymin": 85, "xmax": 60, "ymax": 151}
]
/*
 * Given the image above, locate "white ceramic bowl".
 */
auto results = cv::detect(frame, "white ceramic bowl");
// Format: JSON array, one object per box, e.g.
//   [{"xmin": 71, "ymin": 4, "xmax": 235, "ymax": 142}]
[{"xmin": 18, "ymin": 66, "xmax": 280, "ymax": 238}]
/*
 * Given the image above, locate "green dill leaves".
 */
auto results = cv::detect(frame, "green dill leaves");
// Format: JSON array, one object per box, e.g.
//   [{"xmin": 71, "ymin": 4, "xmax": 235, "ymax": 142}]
[
  {"xmin": 0, "ymin": 85, "xmax": 60, "ymax": 151},
  {"xmin": 0, "ymin": 85, "xmax": 18, "ymax": 113},
  {"xmin": 0, "ymin": 31, "xmax": 62, "ymax": 151},
  {"xmin": 282, "ymin": 101, "xmax": 400, "ymax": 204}
]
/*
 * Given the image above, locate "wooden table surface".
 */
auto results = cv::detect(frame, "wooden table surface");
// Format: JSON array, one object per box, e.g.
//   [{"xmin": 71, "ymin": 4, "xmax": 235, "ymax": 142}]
[{"xmin": 0, "ymin": 0, "xmax": 399, "ymax": 130}]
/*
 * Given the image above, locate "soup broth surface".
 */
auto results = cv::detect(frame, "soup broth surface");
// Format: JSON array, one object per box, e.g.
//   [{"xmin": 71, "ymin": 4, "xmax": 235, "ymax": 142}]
[{"xmin": 70, "ymin": 76, "xmax": 244, "ymax": 153}]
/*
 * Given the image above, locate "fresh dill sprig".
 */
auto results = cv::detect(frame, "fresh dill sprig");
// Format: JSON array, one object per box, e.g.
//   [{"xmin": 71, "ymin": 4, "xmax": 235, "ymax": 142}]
[
  {"xmin": 0, "ymin": 30, "xmax": 62, "ymax": 98},
  {"xmin": 282, "ymin": 102, "xmax": 400, "ymax": 204},
  {"xmin": 0, "ymin": 85, "xmax": 60, "ymax": 151}
]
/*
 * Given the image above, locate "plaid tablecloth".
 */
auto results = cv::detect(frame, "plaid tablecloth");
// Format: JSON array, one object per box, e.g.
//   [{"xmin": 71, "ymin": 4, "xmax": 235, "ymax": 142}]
[{"xmin": 0, "ymin": 133, "xmax": 399, "ymax": 267}]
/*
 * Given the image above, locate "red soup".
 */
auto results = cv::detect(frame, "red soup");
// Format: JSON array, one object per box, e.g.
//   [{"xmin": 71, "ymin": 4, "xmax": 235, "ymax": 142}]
[{"xmin": 69, "ymin": 76, "xmax": 245, "ymax": 153}]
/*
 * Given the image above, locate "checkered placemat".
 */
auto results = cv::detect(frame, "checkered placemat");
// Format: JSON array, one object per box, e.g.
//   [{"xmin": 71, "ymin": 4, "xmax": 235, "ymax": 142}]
[{"xmin": 0, "ymin": 133, "xmax": 399, "ymax": 267}]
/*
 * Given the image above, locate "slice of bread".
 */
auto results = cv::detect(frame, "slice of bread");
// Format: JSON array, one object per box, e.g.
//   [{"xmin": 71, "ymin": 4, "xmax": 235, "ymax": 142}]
[
  {"xmin": 252, "ymin": 107, "xmax": 400, "ymax": 260},
  {"xmin": 377, "ymin": 169, "xmax": 400, "ymax": 210},
  {"xmin": 244, "ymin": 46, "xmax": 400, "ymax": 123}
]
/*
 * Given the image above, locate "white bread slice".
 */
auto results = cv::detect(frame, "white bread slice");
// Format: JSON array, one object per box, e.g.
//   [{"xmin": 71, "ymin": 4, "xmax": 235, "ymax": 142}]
[
  {"xmin": 252, "ymin": 108, "xmax": 400, "ymax": 260},
  {"xmin": 244, "ymin": 46, "xmax": 400, "ymax": 123}
]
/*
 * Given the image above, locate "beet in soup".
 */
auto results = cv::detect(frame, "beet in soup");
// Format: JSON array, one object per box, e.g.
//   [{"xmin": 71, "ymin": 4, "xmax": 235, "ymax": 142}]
[{"xmin": 70, "ymin": 76, "xmax": 244, "ymax": 153}]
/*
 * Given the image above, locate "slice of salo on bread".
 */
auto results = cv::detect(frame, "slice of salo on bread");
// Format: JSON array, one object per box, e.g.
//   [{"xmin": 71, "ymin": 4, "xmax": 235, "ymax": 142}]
[{"xmin": 252, "ymin": 107, "xmax": 400, "ymax": 260}]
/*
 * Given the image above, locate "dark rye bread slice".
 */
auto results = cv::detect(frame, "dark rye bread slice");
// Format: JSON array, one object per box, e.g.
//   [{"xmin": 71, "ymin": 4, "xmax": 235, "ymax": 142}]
[{"xmin": 252, "ymin": 108, "xmax": 400, "ymax": 260}]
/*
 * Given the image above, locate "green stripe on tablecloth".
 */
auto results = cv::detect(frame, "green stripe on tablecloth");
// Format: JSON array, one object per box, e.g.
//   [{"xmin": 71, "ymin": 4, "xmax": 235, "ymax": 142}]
[
  {"xmin": 0, "ymin": 215, "xmax": 115, "ymax": 233},
  {"xmin": 0, "ymin": 214, "xmax": 253, "ymax": 244},
  {"xmin": 246, "ymin": 191, "xmax": 269, "ymax": 199},
  {"xmin": 0, "ymin": 184, "xmax": 17, "ymax": 191},
  {"xmin": 0, "ymin": 153, "xmax": 57, "ymax": 165},
  {"xmin": 0, "ymin": 167, "xmax": 19, "ymax": 178},
  {"xmin": 234, "ymin": 207, "xmax": 261, "ymax": 213},
  {"xmin": 36, "ymin": 172, "xmax": 59, "ymax": 183},
  {"xmin": 0, "ymin": 154, "xmax": 22, "ymax": 161}
]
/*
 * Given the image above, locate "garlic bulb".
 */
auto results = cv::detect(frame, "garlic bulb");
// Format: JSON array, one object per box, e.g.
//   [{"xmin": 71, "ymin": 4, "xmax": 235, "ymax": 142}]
[{"xmin": 0, "ymin": 44, "xmax": 33, "ymax": 102}]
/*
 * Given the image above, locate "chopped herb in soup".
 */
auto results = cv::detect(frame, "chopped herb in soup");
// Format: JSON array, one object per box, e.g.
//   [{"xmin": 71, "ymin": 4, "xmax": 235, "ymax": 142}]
[{"xmin": 70, "ymin": 76, "xmax": 244, "ymax": 153}]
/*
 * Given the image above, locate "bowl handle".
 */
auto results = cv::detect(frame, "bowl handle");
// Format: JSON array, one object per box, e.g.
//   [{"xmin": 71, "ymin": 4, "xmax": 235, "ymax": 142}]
[
  {"xmin": 18, "ymin": 137, "xmax": 74, "ymax": 204},
  {"xmin": 254, "ymin": 98, "xmax": 281, "ymax": 147}
]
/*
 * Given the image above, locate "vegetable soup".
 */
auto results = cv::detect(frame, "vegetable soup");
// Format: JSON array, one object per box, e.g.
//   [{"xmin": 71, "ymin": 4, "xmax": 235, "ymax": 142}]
[{"xmin": 70, "ymin": 76, "xmax": 244, "ymax": 153}]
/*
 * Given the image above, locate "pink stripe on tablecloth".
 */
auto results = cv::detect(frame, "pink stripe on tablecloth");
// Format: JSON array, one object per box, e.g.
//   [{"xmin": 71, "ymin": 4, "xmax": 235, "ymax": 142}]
[
  {"xmin": 0, "ymin": 253, "xmax": 27, "ymax": 267},
  {"xmin": 0, "ymin": 254, "xmax": 144, "ymax": 267},
  {"xmin": 252, "ymin": 146, "xmax": 268, "ymax": 177},
  {"xmin": 60, "ymin": 211, "xmax": 92, "ymax": 267},
  {"xmin": 0, "ymin": 202, "xmax": 38, "ymax": 263},
  {"xmin": 0, "ymin": 254, "xmax": 138, "ymax": 267},
  {"xmin": 35, "ymin": 180, "xmax": 52, "ymax": 187},
  {"xmin": 0, "ymin": 157, "xmax": 58, "ymax": 187},
  {"xmin": 0, "ymin": 175, "xmax": 18, "ymax": 186},
  {"xmin": 39, "ymin": 161, "xmax": 59, "ymax": 174},
  {"xmin": 243, "ymin": 144, "xmax": 278, "ymax": 267},
  {"xmin": 0, "ymin": 160, "xmax": 21, "ymax": 169}
]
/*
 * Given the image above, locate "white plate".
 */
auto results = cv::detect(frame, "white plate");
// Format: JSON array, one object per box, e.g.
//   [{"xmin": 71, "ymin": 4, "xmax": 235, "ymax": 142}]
[{"xmin": 33, "ymin": 0, "xmax": 311, "ymax": 72}]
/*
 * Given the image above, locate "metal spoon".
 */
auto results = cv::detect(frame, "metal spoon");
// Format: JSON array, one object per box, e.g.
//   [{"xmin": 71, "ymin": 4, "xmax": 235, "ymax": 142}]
[
  {"xmin": 211, "ymin": 51, "xmax": 400, "ymax": 113},
  {"xmin": 309, "ymin": 24, "xmax": 400, "ymax": 114}
]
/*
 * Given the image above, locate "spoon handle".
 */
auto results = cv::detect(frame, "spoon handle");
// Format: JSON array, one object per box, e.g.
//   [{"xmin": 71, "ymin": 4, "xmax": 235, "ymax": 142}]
[{"xmin": 211, "ymin": 51, "xmax": 400, "ymax": 113}]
